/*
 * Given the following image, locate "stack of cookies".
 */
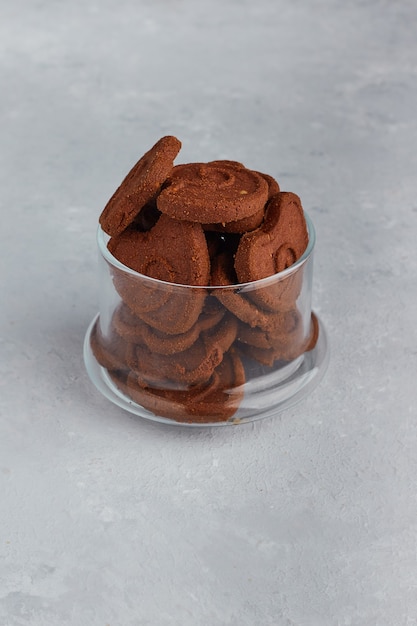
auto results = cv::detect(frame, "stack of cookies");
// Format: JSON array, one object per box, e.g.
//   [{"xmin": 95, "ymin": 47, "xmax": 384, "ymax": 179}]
[{"xmin": 91, "ymin": 136, "xmax": 318, "ymax": 423}]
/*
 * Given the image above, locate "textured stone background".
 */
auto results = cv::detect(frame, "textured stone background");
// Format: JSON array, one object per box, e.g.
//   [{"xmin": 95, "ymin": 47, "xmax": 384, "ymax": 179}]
[{"xmin": 1, "ymin": 0, "xmax": 416, "ymax": 624}]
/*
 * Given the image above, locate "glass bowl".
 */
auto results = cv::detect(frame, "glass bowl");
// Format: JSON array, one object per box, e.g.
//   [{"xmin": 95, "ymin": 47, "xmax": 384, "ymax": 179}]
[{"xmin": 83, "ymin": 212, "xmax": 328, "ymax": 426}]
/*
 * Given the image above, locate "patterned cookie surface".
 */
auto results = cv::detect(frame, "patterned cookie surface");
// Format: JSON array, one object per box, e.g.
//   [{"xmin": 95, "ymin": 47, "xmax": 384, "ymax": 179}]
[
  {"xmin": 108, "ymin": 214, "xmax": 210, "ymax": 334},
  {"xmin": 125, "ymin": 349, "xmax": 245, "ymax": 423},
  {"xmin": 99, "ymin": 135, "xmax": 181, "ymax": 236},
  {"xmin": 234, "ymin": 191, "xmax": 308, "ymax": 282},
  {"xmin": 157, "ymin": 161, "xmax": 269, "ymax": 224}
]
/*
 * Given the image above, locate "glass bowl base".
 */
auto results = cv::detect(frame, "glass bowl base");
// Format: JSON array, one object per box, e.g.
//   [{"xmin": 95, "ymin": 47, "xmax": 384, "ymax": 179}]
[{"xmin": 83, "ymin": 313, "xmax": 329, "ymax": 427}]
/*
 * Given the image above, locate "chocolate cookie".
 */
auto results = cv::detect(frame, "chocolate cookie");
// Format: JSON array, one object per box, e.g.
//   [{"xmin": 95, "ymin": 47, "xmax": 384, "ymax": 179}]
[
  {"xmin": 99, "ymin": 135, "xmax": 181, "ymax": 236},
  {"xmin": 211, "ymin": 253, "xmax": 295, "ymax": 331},
  {"xmin": 108, "ymin": 214, "xmax": 210, "ymax": 334},
  {"xmin": 200, "ymin": 164, "xmax": 276, "ymax": 234},
  {"xmin": 196, "ymin": 169, "xmax": 279, "ymax": 234},
  {"xmin": 238, "ymin": 312, "xmax": 319, "ymax": 366},
  {"xmin": 108, "ymin": 213, "xmax": 209, "ymax": 286},
  {"xmin": 113, "ymin": 297, "xmax": 225, "ymax": 355},
  {"xmin": 157, "ymin": 161, "xmax": 269, "ymax": 224},
  {"xmin": 234, "ymin": 191, "xmax": 308, "ymax": 281},
  {"xmin": 125, "ymin": 348, "xmax": 245, "ymax": 423},
  {"xmin": 234, "ymin": 192, "xmax": 308, "ymax": 312},
  {"xmin": 128, "ymin": 313, "xmax": 238, "ymax": 387}
]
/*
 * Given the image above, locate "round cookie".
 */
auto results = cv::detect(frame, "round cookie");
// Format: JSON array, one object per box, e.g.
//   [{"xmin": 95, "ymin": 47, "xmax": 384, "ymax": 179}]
[
  {"xmin": 210, "ymin": 253, "xmax": 297, "ymax": 331},
  {"xmin": 137, "ymin": 297, "xmax": 225, "ymax": 355},
  {"xmin": 113, "ymin": 297, "xmax": 225, "ymax": 355},
  {"xmin": 108, "ymin": 214, "xmax": 210, "ymax": 334},
  {"xmin": 234, "ymin": 191, "xmax": 308, "ymax": 280},
  {"xmin": 234, "ymin": 191, "xmax": 308, "ymax": 312},
  {"xmin": 238, "ymin": 312, "xmax": 319, "ymax": 366},
  {"xmin": 157, "ymin": 161, "xmax": 269, "ymax": 224},
  {"xmin": 108, "ymin": 213, "xmax": 209, "ymax": 285},
  {"xmin": 125, "ymin": 348, "xmax": 246, "ymax": 423},
  {"xmin": 99, "ymin": 135, "xmax": 181, "ymax": 236},
  {"xmin": 185, "ymin": 167, "xmax": 279, "ymax": 234},
  {"xmin": 128, "ymin": 314, "xmax": 238, "ymax": 387}
]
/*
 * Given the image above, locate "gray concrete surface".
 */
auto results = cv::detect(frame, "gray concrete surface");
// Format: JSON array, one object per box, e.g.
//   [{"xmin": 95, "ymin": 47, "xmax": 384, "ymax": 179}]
[{"xmin": 1, "ymin": 1, "xmax": 417, "ymax": 624}]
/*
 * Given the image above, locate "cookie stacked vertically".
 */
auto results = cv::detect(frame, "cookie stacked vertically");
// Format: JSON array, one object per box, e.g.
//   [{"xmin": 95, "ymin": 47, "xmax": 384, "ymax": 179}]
[{"xmin": 92, "ymin": 135, "xmax": 318, "ymax": 423}]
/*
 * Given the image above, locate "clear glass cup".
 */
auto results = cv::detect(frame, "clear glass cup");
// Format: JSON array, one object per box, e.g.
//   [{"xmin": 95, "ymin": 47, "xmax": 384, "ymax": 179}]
[{"xmin": 83, "ymin": 213, "xmax": 328, "ymax": 426}]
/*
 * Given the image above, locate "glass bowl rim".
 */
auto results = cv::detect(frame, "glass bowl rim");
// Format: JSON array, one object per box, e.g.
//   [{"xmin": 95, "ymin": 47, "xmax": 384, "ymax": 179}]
[{"xmin": 96, "ymin": 211, "xmax": 316, "ymax": 291}]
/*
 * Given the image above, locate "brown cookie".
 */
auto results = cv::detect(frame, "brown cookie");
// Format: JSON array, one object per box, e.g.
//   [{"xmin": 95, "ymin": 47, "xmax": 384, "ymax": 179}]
[
  {"xmin": 113, "ymin": 297, "xmax": 225, "ymax": 355},
  {"xmin": 157, "ymin": 161, "xmax": 269, "ymax": 224},
  {"xmin": 204, "ymin": 164, "xmax": 280, "ymax": 198},
  {"xmin": 127, "ymin": 314, "xmax": 238, "ymax": 387},
  {"xmin": 234, "ymin": 191, "xmax": 308, "ymax": 280},
  {"xmin": 234, "ymin": 192, "xmax": 308, "ymax": 312},
  {"xmin": 237, "ymin": 309, "xmax": 302, "ymax": 350},
  {"xmin": 200, "ymin": 163, "xmax": 272, "ymax": 234},
  {"xmin": 108, "ymin": 214, "xmax": 210, "ymax": 334},
  {"xmin": 211, "ymin": 253, "xmax": 296, "ymax": 331},
  {"xmin": 197, "ymin": 170, "xmax": 279, "ymax": 234},
  {"xmin": 108, "ymin": 213, "xmax": 209, "ymax": 285},
  {"xmin": 238, "ymin": 312, "xmax": 319, "ymax": 366},
  {"xmin": 125, "ymin": 348, "xmax": 245, "ymax": 423},
  {"xmin": 99, "ymin": 135, "xmax": 181, "ymax": 236}
]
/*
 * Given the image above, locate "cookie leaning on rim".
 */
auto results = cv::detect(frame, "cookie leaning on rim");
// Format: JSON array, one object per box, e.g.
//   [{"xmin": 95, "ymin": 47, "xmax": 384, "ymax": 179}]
[{"xmin": 99, "ymin": 135, "xmax": 181, "ymax": 237}]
